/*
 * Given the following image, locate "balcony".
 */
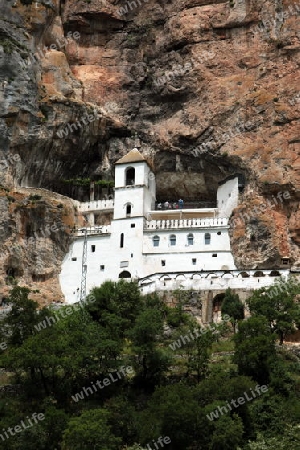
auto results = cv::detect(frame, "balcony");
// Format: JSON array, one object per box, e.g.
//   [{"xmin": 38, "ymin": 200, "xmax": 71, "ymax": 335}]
[{"xmin": 144, "ymin": 217, "xmax": 228, "ymax": 230}]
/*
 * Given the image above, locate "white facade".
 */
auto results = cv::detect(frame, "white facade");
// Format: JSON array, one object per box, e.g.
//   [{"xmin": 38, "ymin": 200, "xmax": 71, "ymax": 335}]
[
  {"xmin": 59, "ymin": 149, "xmax": 242, "ymax": 303},
  {"xmin": 217, "ymin": 176, "xmax": 239, "ymax": 218}
]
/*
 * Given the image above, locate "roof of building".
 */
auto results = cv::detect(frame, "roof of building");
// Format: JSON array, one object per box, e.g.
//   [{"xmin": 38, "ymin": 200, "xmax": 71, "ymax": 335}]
[{"xmin": 115, "ymin": 148, "xmax": 147, "ymax": 165}]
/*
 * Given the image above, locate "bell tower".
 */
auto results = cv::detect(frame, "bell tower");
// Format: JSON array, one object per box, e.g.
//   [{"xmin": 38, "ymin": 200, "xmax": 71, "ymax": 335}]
[{"xmin": 113, "ymin": 148, "xmax": 156, "ymax": 220}]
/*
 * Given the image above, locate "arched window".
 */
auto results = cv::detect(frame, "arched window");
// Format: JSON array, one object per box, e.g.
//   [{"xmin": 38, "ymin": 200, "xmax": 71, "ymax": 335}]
[
  {"xmin": 153, "ymin": 235, "xmax": 160, "ymax": 247},
  {"xmin": 187, "ymin": 233, "xmax": 194, "ymax": 245},
  {"xmin": 120, "ymin": 233, "xmax": 124, "ymax": 248},
  {"xmin": 126, "ymin": 204, "xmax": 132, "ymax": 216},
  {"xmin": 205, "ymin": 233, "xmax": 211, "ymax": 245},
  {"xmin": 125, "ymin": 167, "xmax": 135, "ymax": 185},
  {"xmin": 170, "ymin": 234, "xmax": 176, "ymax": 246},
  {"xmin": 119, "ymin": 270, "xmax": 131, "ymax": 279}
]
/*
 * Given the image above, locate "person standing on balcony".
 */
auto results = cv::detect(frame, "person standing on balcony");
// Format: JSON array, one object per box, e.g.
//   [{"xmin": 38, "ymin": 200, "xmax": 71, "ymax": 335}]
[
  {"xmin": 157, "ymin": 203, "xmax": 162, "ymax": 209},
  {"xmin": 178, "ymin": 198, "xmax": 184, "ymax": 209},
  {"xmin": 164, "ymin": 201, "xmax": 169, "ymax": 209}
]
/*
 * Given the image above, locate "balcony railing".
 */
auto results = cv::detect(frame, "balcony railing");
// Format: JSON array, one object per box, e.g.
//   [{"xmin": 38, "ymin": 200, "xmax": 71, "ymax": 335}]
[
  {"xmin": 155, "ymin": 201, "xmax": 217, "ymax": 210},
  {"xmin": 76, "ymin": 200, "xmax": 114, "ymax": 213},
  {"xmin": 144, "ymin": 217, "xmax": 228, "ymax": 230},
  {"xmin": 72, "ymin": 226, "xmax": 111, "ymax": 236}
]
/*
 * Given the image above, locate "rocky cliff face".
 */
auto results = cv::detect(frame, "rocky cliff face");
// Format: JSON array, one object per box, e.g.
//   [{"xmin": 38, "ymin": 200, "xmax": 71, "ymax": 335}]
[{"xmin": 0, "ymin": 0, "xmax": 300, "ymax": 302}]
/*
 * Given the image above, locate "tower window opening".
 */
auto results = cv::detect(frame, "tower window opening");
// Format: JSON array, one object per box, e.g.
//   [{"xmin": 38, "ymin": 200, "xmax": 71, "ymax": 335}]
[
  {"xmin": 126, "ymin": 204, "xmax": 132, "ymax": 216},
  {"xmin": 192, "ymin": 258, "xmax": 197, "ymax": 265},
  {"xmin": 120, "ymin": 233, "xmax": 124, "ymax": 248},
  {"xmin": 205, "ymin": 233, "xmax": 211, "ymax": 245},
  {"xmin": 91, "ymin": 245, "xmax": 96, "ymax": 253},
  {"xmin": 125, "ymin": 167, "xmax": 135, "ymax": 185}
]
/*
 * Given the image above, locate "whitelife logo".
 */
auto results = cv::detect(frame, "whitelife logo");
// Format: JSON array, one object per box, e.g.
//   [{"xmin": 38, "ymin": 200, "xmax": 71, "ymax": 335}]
[
  {"xmin": 206, "ymin": 385, "xmax": 268, "ymax": 421},
  {"xmin": 71, "ymin": 366, "xmax": 134, "ymax": 402},
  {"xmin": 0, "ymin": 412, "xmax": 45, "ymax": 442}
]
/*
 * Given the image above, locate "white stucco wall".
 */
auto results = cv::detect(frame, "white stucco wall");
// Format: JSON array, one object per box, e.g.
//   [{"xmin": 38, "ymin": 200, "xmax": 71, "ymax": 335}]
[{"xmin": 217, "ymin": 177, "xmax": 239, "ymax": 218}]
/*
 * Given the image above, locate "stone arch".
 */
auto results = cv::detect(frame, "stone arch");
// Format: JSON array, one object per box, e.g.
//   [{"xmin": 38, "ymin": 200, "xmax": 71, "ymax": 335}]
[
  {"xmin": 119, "ymin": 270, "xmax": 131, "ymax": 279},
  {"xmin": 269, "ymin": 270, "xmax": 281, "ymax": 277},
  {"xmin": 253, "ymin": 270, "xmax": 265, "ymax": 277},
  {"xmin": 175, "ymin": 274, "xmax": 186, "ymax": 281},
  {"xmin": 206, "ymin": 273, "xmax": 218, "ymax": 279},
  {"xmin": 238, "ymin": 271, "xmax": 250, "ymax": 278},
  {"xmin": 191, "ymin": 273, "xmax": 202, "ymax": 280},
  {"xmin": 221, "ymin": 272, "xmax": 234, "ymax": 278}
]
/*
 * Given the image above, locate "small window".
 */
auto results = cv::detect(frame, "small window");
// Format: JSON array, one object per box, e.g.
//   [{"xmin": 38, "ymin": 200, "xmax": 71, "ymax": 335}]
[
  {"xmin": 217, "ymin": 231, "xmax": 221, "ymax": 235},
  {"xmin": 100, "ymin": 265, "xmax": 105, "ymax": 271},
  {"xmin": 161, "ymin": 260, "xmax": 166, "ymax": 266},
  {"xmin": 91, "ymin": 245, "xmax": 96, "ymax": 253},
  {"xmin": 153, "ymin": 235, "xmax": 160, "ymax": 247},
  {"xmin": 205, "ymin": 233, "xmax": 211, "ymax": 245},
  {"xmin": 170, "ymin": 234, "xmax": 176, "ymax": 246},
  {"xmin": 126, "ymin": 204, "xmax": 132, "ymax": 216},
  {"xmin": 192, "ymin": 258, "xmax": 197, "ymax": 265},
  {"xmin": 71, "ymin": 257, "xmax": 77, "ymax": 261},
  {"xmin": 187, "ymin": 233, "xmax": 194, "ymax": 245},
  {"xmin": 131, "ymin": 253, "xmax": 133, "ymax": 258},
  {"xmin": 131, "ymin": 223, "xmax": 135, "ymax": 228},
  {"xmin": 120, "ymin": 233, "xmax": 124, "ymax": 248},
  {"xmin": 212, "ymin": 254, "xmax": 217, "ymax": 257}
]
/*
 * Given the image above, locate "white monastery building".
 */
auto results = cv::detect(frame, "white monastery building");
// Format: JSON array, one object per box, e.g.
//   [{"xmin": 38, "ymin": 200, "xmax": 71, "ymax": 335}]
[{"xmin": 59, "ymin": 149, "xmax": 290, "ymax": 305}]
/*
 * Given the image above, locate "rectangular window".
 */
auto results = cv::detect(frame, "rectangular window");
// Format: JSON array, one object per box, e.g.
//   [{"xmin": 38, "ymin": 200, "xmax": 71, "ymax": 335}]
[
  {"xmin": 192, "ymin": 258, "xmax": 197, "ymax": 265},
  {"xmin": 161, "ymin": 260, "xmax": 166, "ymax": 266},
  {"xmin": 212, "ymin": 254, "xmax": 217, "ymax": 257},
  {"xmin": 91, "ymin": 245, "xmax": 96, "ymax": 253},
  {"xmin": 71, "ymin": 257, "xmax": 77, "ymax": 261},
  {"xmin": 131, "ymin": 224, "xmax": 135, "ymax": 228},
  {"xmin": 100, "ymin": 265, "xmax": 105, "ymax": 271}
]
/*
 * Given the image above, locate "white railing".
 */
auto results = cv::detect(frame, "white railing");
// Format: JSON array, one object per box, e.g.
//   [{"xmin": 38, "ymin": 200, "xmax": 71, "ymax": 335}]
[
  {"xmin": 76, "ymin": 200, "xmax": 114, "ymax": 213},
  {"xmin": 73, "ymin": 226, "xmax": 111, "ymax": 236},
  {"xmin": 144, "ymin": 217, "xmax": 228, "ymax": 230}
]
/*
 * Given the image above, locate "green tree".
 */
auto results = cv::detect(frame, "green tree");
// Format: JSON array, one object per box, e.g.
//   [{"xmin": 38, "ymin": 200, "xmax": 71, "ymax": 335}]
[
  {"xmin": 233, "ymin": 316, "xmax": 276, "ymax": 385},
  {"xmin": 185, "ymin": 325, "xmax": 216, "ymax": 381},
  {"xmin": 209, "ymin": 414, "xmax": 244, "ymax": 450},
  {"xmin": 128, "ymin": 295, "xmax": 171, "ymax": 386},
  {"xmin": 1, "ymin": 307, "xmax": 123, "ymax": 401},
  {"xmin": 61, "ymin": 409, "xmax": 121, "ymax": 450},
  {"xmin": 1, "ymin": 287, "xmax": 39, "ymax": 346},
  {"xmin": 221, "ymin": 288, "xmax": 244, "ymax": 333},
  {"xmin": 86, "ymin": 280, "xmax": 143, "ymax": 339},
  {"xmin": 138, "ymin": 384, "xmax": 205, "ymax": 449},
  {"xmin": 247, "ymin": 277, "xmax": 300, "ymax": 344}
]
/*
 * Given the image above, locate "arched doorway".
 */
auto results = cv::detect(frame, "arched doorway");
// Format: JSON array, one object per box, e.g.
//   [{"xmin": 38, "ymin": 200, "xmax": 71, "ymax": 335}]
[
  {"xmin": 212, "ymin": 293, "xmax": 226, "ymax": 323},
  {"xmin": 119, "ymin": 270, "xmax": 131, "ymax": 279}
]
